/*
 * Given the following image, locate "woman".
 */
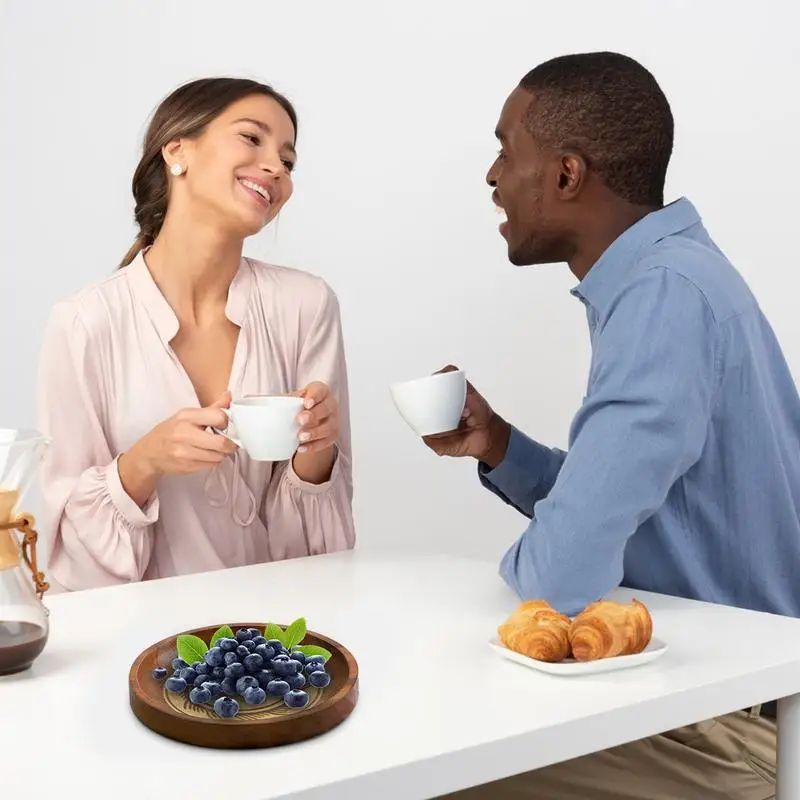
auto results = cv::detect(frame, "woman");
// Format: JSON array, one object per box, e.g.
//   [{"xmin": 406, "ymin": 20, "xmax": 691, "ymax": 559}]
[{"xmin": 36, "ymin": 77, "xmax": 355, "ymax": 591}]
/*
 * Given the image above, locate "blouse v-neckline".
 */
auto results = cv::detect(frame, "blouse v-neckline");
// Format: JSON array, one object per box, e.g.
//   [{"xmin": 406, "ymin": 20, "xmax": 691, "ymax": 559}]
[{"xmin": 125, "ymin": 250, "xmax": 253, "ymax": 407}]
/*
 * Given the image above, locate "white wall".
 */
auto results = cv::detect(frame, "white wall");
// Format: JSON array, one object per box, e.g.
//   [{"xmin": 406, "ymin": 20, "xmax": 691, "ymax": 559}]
[{"xmin": 1, "ymin": 0, "xmax": 798, "ymax": 571}]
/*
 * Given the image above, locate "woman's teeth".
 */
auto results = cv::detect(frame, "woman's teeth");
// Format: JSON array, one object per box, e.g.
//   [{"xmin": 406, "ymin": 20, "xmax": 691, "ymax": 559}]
[{"xmin": 240, "ymin": 179, "xmax": 270, "ymax": 203}]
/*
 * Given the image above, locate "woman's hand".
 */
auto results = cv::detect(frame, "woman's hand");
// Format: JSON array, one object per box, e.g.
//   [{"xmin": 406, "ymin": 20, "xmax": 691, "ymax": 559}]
[
  {"xmin": 118, "ymin": 391, "xmax": 237, "ymax": 505},
  {"xmin": 290, "ymin": 382, "xmax": 339, "ymax": 483}
]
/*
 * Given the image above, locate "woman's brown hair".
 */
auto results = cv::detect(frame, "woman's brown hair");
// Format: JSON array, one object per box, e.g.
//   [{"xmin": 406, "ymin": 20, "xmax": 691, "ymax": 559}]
[{"xmin": 119, "ymin": 77, "xmax": 298, "ymax": 268}]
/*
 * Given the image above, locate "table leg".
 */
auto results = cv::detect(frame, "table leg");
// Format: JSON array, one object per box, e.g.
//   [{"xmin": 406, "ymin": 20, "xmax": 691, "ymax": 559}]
[{"xmin": 777, "ymin": 693, "xmax": 800, "ymax": 800}]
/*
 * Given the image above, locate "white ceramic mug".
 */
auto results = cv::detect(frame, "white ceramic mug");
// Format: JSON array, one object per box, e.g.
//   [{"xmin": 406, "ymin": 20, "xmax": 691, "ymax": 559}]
[
  {"xmin": 389, "ymin": 369, "xmax": 467, "ymax": 437},
  {"xmin": 218, "ymin": 395, "xmax": 304, "ymax": 461}
]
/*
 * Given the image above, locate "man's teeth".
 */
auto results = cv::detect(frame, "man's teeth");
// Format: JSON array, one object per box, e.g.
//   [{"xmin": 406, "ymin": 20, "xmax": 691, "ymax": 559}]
[{"xmin": 240, "ymin": 179, "xmax": 270, "ymax": 202}]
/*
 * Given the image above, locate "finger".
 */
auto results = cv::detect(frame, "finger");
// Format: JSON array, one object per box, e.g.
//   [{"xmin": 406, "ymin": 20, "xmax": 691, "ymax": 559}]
[
  {"xmin": 177, "ymin": 407, "xmax": 230, "ymax": 430},
  {"xmin": 298, "ymin": 398, "xmax": 334, "ymax": 429},
  {"xmin": 209, "ymin": 390, "xmax": 232, "ymax": 408},
  {"xmin": 182, "ymin": 428, "xmax": 238, "ymax": 454},
  {"xmin": 171, "ymin": 444, "xmax": 230, "ymax": 465},
  {"xmin": 422, "ymin": 427, "xmax": 464, "ymax": 444},
  {"xmin": 299, "ymin": 418, "xmax": 337, "ymax": 446},
  {"xmin": 296, "ymin": 381, "xmax": 329, "ymax": 410}
]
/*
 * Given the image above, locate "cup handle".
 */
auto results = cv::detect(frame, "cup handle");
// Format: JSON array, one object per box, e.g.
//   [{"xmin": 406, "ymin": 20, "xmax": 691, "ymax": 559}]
[{"xmin": 211, "ymin": 408, "xmax": 243, "ymax": 448}]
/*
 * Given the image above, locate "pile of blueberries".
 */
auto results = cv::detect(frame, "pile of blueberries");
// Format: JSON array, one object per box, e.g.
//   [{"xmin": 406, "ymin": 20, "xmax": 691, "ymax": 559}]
[{"xmin": 152, "ymin": 626, "xmax": 332, "ymax": 718}]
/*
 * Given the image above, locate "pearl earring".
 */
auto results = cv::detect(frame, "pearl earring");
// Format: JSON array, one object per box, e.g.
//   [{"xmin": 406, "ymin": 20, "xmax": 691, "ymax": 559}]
[{"xmin": 170, "ymin": 163, "xmax": 184, "ymax": 176}]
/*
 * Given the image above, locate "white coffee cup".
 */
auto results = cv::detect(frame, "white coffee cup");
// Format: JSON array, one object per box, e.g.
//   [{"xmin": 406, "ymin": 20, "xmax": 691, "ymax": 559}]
[
  {"xmin": 218, "ymin": 395, "xmax": 305, "ymax": 461},
  {"xmin": 389, "ymin": 369, "xmax": 467, "ymax": 437}
]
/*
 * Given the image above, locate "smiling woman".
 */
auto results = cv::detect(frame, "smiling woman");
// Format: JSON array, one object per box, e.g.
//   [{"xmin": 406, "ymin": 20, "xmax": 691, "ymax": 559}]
[{"xmin": 35, "ymin": 78, "xmax": 355, "ymax": 591}]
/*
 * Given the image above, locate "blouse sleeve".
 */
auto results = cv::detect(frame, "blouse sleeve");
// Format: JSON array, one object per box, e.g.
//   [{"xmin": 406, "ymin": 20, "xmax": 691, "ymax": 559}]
[
  {"xmin": 263, "ymin": 280, "xmax": 356, "ymax": 558},
  {"xmin": 36, "ymin": 300, "xmax": 159, "ymax": 590}
]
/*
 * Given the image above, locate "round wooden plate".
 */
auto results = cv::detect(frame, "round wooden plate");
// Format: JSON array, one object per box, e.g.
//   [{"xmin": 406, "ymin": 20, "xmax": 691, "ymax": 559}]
[{"xmin": 129, "ymin": 622, "xmax": 358, "ymax": 749}]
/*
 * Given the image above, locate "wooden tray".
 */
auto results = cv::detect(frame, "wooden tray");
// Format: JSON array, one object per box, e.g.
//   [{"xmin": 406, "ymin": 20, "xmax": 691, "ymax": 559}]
[{"xmin": 129, "ymin": 622, "xmax": 358, "ymax": 749}]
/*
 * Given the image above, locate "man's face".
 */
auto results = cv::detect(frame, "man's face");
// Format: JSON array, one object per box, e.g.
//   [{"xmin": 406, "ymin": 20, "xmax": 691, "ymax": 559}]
[{"xmin": 486, "ymin": 87, "xmax": 567, "ymax": 266}]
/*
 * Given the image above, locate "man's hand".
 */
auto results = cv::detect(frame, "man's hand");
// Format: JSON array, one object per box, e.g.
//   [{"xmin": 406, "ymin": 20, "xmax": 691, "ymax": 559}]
[{"xmin": 422, "ymin": 365, "xmax": 511, "ymax": 468}]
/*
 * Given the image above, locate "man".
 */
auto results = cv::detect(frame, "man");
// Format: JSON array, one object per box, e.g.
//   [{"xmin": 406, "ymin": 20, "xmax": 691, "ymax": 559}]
[{"xmin": 428, "ymin": 52, "xmax": 800, "ymax": 799}]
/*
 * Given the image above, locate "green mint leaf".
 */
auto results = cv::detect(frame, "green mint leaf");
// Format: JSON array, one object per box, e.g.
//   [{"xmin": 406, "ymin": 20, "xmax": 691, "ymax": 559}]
[
  {"xmin": 209, "ymin": 625, "xmax": 234, "ymax": 648},
  {"xmin": 283, "ymin": 617, "xmax": 307, "ymax": 650},
  {"xmin": 265, "ymin": 622, "xmax": 285, "ymax": 645},
  {"xmin": 177, "ymin": 634, "xmax": 209, "ymax": 664},
  {"xmin": 292, "ymin": 644, "xmax": 331, "ymax": 662}
]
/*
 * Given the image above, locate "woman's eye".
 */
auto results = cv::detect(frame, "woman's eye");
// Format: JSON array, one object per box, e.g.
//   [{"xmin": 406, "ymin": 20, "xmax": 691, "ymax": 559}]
[
  {"xmin": 282, "ymin": 160, "xmax": 295, "ymax": 173},
  {"xmin": 241, "ymin": 133, "xmax": 260, "ymax": 145}
]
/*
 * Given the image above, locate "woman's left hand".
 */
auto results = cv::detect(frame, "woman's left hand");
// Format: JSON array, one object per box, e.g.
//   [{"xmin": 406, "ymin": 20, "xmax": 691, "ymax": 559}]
[{"xmin": 292, "ymin": 381, "xmax": 339, "ymax": 455}]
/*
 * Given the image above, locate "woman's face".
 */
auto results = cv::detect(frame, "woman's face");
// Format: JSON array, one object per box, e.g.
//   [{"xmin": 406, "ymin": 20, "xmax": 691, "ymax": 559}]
[{"xmin": 165, "ymin": 94, "xmax": 297, "ymax": 238}]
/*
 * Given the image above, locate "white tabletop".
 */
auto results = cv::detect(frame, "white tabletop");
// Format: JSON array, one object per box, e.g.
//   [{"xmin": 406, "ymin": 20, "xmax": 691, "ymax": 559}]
[{"xmin": 3, "ymin": 549, "xmax": 800, "ymax": 800}]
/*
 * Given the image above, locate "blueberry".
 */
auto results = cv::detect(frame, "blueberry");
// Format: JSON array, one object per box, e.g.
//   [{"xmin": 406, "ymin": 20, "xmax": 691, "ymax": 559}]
[
  {"xmin": 235, "ymin": 628, "xmax": 252, "ymax": 643},
  {"xmin": 165, "ymin": 676, "xmax": 187, "ymax": 693},
  {"xmin": 243, "ymin": 686, "xmax": 267, "ymax": 705},
  {"xmin": 178, "ymin": 667, "xmax": 197, "ymax": 683},
  {"xmin": 235, "ymin": 645, "xmax": 250, "ymax": 659},
  {"xmin": 256, "ymin": 669, "xmax": 275, "ymax": 689},
  {"xmin": 203, "ymin": 647, "xmax": 225, "ymax": 668},
  {"xmin": 275, "ymin": 659, "xmax": 302, "ymax": 677},
  {"xmin": 247, "ymin": 628, "xmax": 262, "ymax": 639},
  {"xmin": 266, "ymin": 639, "xmax": 284, "ymax": 652},
  {"xmin": 152, "ymin": 666, "xmax": 168, "ymax": 680},
  {"xmin": 252, "ymin": 636, "xmax": 267, "ymax": 647},
  {"xmin": 224, "ymin": 662, "xmax": 245, "ymax": 680},
  {"xmin": 306, "ymin": 655, "xmax": 326, "ymax": 667},
  {"xmin": 284, "ymin": 690, "xmax": 309, "ymax": 708},
  {"xmin": 241, "ymin": 639, "xmax": 257, "ymax": 653},
  {"xmin": 213, "ymin": 696, "xmax": 239, "ymax": 718},
  {"xmin": 308, "ymin": 670, "xmax": 331, "ymax": 688},
  {"xmin": 221, "ymin": 677, "xmax": 237, "ymax": 695},
  {"xmin": 191, "ymin": 660, "xmax": 203, "ymax": 670},
  {"xmin": 288, "ymin": 673, "xmax": 306, "ymax": 690},
  {"xmin": 304, "ymin": 661, "xmax": 325, "ymax": 676},
  {"xmin": 201, "ymin": 681, "xmax": 223, "ymax": 698},
  {"xmin": 267, "ymin": 679, "xmax": 290, "ymax": 697},
  {"xmin": 195, "ymin": 662, "xmax": 210, "ymax": 675},
  {"xmin": 171, "ymin": 657, "xmax": 189, "ymax": 670},
  {"xmin": 243, "ymin": 653, "xmax": 264, "ymax": 673},
  {"xmin": 193, "ymin": 673, "xmax": 210, "ymax": 689},
  {"xmin": 218, "ymin": 637, "xmax": 239, "ymax": 652},
  {"xmin": 236, "ymin": 675, "xmax": 259, "ymax": 695},
  {"xmin": 210, "ymin": 667, "xmax": 226, "ymax": 681},
  {"xmin": 289, "ymin": 650, "xmax": 306, "ymax": 664},
  {"xmin": 189, "ymin": 686, "xmax": 212, "ymax": 705},
  {"xmin": 272, "ymin": 653, "xmax": 290, "ymax": 663},
  {"xmin": 255, "ymin": 644, "xmax": 275, "ymax": 661},
  {"xmin": 224, "ymin": 651, "xmax": 240, "ymax": 666}
]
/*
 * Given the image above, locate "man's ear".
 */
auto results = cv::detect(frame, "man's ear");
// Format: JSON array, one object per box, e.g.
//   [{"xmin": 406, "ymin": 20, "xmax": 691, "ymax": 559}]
[{"xmin": 557, "ymin": 153, "xmax": 588, "ymax": 200}]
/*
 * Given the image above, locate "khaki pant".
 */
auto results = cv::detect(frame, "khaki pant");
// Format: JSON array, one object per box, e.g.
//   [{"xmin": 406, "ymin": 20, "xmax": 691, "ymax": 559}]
[{"xmin": 437, "ymin": 709, "xmax": 776, "ymax": 800}]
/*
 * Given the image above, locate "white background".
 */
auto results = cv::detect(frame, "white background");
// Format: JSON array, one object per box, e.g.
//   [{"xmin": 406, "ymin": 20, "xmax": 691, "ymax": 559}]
[{"xmin": 1, "ymin": 0, "xmax": 798, "ymax": 573}]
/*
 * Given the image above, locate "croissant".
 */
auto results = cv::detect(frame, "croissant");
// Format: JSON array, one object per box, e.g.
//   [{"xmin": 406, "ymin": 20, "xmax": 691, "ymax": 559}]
[
  {"xmin": 498, "ymin": 600, "xmax": 572, "ymax": 662},
  {"xmin": 568, "ymin": 599, "xmax": 653, "ymax": 661}
]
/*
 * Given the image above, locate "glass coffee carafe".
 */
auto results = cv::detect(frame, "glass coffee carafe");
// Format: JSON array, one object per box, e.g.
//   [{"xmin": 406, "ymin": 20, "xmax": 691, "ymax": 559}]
[{"xmin": 0, "ymin": 428, "xmax": 52, "ymax": 676}]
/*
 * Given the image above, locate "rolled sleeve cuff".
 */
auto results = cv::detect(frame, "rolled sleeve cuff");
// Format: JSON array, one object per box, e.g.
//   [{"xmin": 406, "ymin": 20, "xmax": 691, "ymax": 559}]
[
  {"xmin": 104, "ymin": 457, "xmax": 159, "ymax": 527},
  {"xmin": 284, "ymin": 446, "xmax": 342, "ymax": 495}
]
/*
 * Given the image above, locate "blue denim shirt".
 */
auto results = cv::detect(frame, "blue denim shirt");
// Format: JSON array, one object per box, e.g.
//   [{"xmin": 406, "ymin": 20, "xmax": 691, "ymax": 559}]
[{"xmin": 481, "ymin": 198, "xmax": 800, "ymax": 618}]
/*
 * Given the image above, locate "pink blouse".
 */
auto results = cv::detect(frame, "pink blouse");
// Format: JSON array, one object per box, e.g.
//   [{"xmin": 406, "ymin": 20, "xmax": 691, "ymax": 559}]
[{"xmin": 36, "ymin": 252, "xmax": 355, "ymax": 591}]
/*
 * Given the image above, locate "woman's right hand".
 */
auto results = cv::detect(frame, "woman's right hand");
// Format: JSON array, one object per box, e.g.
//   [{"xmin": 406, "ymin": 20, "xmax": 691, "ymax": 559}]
[{"xmin": 118, "ymin": 392, "xmax": 237, "ymax": 506}]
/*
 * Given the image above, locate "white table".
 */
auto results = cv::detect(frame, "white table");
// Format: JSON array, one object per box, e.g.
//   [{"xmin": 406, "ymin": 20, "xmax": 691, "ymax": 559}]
[{"xmin": 2, "ymin": 550, "xmax": 800, "ymax": 799}]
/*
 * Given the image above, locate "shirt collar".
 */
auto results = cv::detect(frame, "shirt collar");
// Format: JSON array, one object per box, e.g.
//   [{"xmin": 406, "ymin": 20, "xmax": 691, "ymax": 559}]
[
  {"xmin": 125, "ymin": 249, "xmax": 253, "ymax": 343},
  {"xmin": 570, "ymin": 197, "xmax": 702, "ymax": 314}
]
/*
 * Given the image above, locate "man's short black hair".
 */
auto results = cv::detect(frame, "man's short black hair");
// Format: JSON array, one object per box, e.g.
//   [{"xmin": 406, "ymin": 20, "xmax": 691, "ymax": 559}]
[{"xmin": 519, "ymin": 52, "xmax": 674, "ymax": 206}]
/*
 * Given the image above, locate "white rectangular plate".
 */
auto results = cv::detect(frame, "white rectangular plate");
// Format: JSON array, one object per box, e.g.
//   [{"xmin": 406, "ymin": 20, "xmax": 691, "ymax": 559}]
[{"xmin": 488, "ymin": 635, "xmax": 668, "ymax": 676}]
